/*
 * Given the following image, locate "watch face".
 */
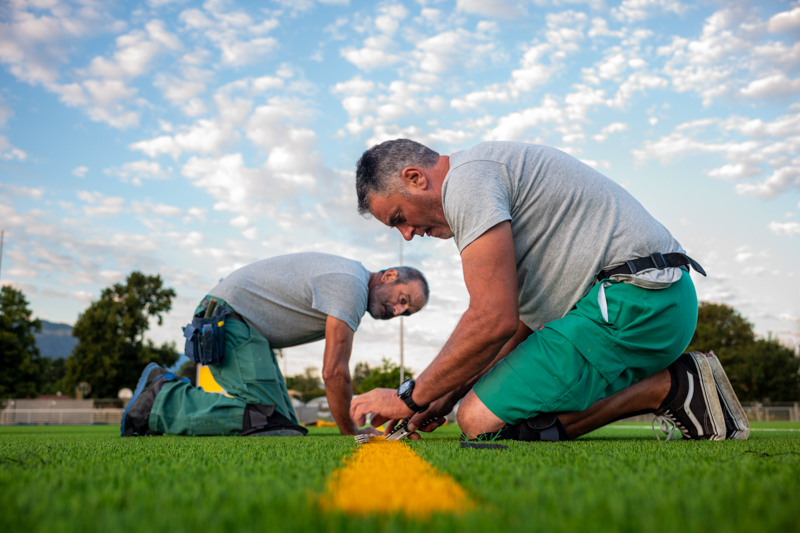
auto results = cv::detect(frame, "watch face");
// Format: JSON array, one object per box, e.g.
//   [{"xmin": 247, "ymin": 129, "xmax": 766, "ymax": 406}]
[{"xmin": 398, "ymin": 380, "xmax": 412, "ymax": 397}]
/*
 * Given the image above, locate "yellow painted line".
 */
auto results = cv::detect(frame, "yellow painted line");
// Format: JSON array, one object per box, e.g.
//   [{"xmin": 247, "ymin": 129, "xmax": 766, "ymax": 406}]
[{"xmin": 320, "ymin": 437, "xmax": 473, "ymax": 518}]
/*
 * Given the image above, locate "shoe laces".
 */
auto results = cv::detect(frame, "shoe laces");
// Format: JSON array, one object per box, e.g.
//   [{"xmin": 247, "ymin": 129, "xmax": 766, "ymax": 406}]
[{"xmin": 652, "ymin": 409, "xmax": 689, "ymax": 441}]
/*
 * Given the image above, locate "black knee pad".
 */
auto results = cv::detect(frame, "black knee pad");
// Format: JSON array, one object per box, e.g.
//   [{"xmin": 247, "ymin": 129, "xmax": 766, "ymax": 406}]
[
  {"xmin": 241, "ymin": 404, "xmax": 308, "ymax": 436},
  {"xmin": 517, "ymin": 413, "xmax": 569, "ymax": 442}
]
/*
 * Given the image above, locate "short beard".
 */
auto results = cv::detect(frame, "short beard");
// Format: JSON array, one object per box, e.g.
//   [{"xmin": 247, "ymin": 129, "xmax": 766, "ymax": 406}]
[{"xmin": 367, "ymin": 283, "xmax": 392, "ymax": 320}]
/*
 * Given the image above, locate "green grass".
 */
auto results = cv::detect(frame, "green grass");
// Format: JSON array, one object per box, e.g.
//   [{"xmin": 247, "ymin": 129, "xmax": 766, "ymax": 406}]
[{"xmin": 1, "ymin": 423, "xmax": 798, "ymax": 533}]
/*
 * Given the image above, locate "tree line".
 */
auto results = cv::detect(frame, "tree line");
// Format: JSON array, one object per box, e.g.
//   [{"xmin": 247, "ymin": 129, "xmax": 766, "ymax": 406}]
[{"xmin": 1, "ymin": 274, "xmax": 799, "ymax": 402}]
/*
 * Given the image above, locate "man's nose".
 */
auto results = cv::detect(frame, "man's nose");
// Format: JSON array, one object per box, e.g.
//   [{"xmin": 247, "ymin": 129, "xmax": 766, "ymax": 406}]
[{"xmin": 399, "ymin": 225, "xmax": 415, "ymax": 241}]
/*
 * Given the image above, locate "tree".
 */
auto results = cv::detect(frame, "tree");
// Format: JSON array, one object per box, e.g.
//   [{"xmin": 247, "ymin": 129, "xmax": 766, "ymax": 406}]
[
  {"xmin": 39, "ymin": 358, "xmax": 68, "ymax": 396},
  {"xmin": 65, "ymin": 272, "xmax": 179, "ymax": 398},
  {"xmin": 356, "ymin": 358, "xmax": 414, "ymax": 394},
  {"xmin": 0, "ymin": 286, "xmax": 43, "ymax": 399},
  {"xmin": 687, "ymin": 302, "xmax": 800, "ymax": 402},
  {"xmin": 285, "ymin": 367, "xmax": 326, "ymax": 402}
]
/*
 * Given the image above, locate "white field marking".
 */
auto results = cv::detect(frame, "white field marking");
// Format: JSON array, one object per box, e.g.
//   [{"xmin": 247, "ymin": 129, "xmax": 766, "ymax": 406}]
[{"xmin": 609, "ymin": 425, "xmax": 800, "ymax": 432}]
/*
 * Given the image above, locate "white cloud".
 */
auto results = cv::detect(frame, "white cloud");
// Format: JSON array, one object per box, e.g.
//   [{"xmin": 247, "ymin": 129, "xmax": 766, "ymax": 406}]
[
  {"xmin": 767, "ymin": 6, "xmax": 800, "ymax": 33},
  {"xmin": 484, "ymin": 96, "xmax": 564, "ymax": 141},
  {"xmin": 130, "ymin": 119, "xmax": 229, "ymax": 158},
  {"xmin": 0, "ymin": 183, "xmax": 44, "ymax": 199},
  {"xmin": 77, "ymin": 191, "xmax": 125, "ymax": 218},
  {"xmin": 242, "ymin": 227, "xmax": 259, "ymax": 240},
  {"xmin": 72, "ymin": 166, "xmax": 89, "ymax": 177},
  {"xmin": 612, "ymin": 0, "xmax": 689, "ymax": 23},
  {"xmin": 767, "ymin": 221, "xmax": 800, "ymax": 237},
  {"xmin": 456, "ymin": 0, "xmax": 527, "ymax": 19},
  {"xmin": 451, "ymin": 86, "xmax": 510, "ymax": 111},
  {"xmin": 230, "ymin": 215, "xmax": 249, "ymax": 228},
  {"xmin": 593, "ymin": 121, "xmax": 627, "ymax": 142},
  {"xmin": 105, "ymin": 160, "xmax": 172, "ymax": 185},
  {"xmin": 179, "ymin": 4, "xmax": 279, "ymax": 66},
  {"xmin": 131, "ymin": 201, "xmax": 184, "ymax": 217},
  {"xmin": 740, "ymin": 73, "xmax": 800, "ymax": 99}
]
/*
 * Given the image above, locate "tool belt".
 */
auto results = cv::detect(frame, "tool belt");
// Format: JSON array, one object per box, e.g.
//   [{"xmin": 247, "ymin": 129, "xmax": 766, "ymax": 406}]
[
  {"xmin": 182, "ymin": 299, "xmax": 245, "ymax": 366},
  {"xmin": 596, "ymin": 252, "xmax": 706, "ymax": 283}
]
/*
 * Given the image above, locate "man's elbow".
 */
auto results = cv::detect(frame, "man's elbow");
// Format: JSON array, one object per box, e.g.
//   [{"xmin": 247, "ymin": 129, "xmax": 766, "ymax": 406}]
[
  {"xmin": 322, "ymin": 366, "xmax": 350, "ymax": 384},
  {"xmin": 479, "ymin": 309, "xmax": 519, "ymax": 343}
]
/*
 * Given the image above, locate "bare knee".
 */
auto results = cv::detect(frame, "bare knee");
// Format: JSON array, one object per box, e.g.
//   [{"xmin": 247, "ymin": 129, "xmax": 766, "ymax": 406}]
[{"xmin": 457, "ymin": 391, "xmax": 506, "ymax": 439}]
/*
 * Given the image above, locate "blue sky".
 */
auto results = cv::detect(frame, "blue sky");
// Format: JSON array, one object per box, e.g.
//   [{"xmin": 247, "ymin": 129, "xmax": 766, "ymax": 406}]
[{"xmin": 1, "ymin": 0, "xmax": 799, "ymax": 375}]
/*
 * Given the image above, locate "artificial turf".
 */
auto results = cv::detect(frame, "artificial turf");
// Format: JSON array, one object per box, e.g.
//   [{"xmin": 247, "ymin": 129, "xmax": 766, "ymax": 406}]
[{"xmin": 1, "ymin": 423, "xmax": 798, "ymax": 533}]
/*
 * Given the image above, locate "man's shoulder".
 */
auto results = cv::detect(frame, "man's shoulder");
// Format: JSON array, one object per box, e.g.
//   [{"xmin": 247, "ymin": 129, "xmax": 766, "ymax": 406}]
[{"xmin": 450, "ymin": 141, "xmax": 549, "ymax": 169}]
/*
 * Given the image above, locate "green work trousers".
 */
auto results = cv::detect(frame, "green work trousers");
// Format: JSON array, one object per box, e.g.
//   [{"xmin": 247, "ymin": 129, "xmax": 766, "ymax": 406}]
[{"xmin": 149, "ymin": 296, "xmax": 297, "ymax": 436}]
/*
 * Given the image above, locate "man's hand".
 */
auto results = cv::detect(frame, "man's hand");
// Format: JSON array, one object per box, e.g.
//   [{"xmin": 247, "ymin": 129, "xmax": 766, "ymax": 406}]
[
  {"xmin": 350, "ymin": 387, "xmax": 414, "ymax": 428},
  {"xmin": 379, "ymin": 393, "xmax": 457, "ymax": 440},
  {"xmin": 357, "ymin": 426, "xmax": 382, "ymax": 436}
]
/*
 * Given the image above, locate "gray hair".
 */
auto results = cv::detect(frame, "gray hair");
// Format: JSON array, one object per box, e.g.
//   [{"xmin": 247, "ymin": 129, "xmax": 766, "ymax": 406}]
[
  {"xmin": 355, "ymin": 139, "xmax": 440, "ymax": 215},
  {"xmin": 384, "ymin": 266, "xmax": 430, "ymax": 305}
]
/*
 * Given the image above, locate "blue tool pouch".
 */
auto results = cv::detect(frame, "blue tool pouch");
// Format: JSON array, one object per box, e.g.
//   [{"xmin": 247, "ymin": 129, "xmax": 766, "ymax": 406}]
[{"xmin": 182, "ymin": 306, "xmax": 229, "ymax": 365}]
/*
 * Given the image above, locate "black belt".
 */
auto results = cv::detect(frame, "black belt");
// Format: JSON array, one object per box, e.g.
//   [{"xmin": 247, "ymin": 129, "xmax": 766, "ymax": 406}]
[{"xmin": 597, "ymin": 253, "xmax": 706, "ymax": 282}]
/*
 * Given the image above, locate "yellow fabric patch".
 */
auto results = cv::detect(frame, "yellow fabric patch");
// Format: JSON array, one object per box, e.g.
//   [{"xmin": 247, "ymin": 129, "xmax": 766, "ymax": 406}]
[{"xmin": 320, "ymin": 437, "xmax": 473, "ymax": 518}]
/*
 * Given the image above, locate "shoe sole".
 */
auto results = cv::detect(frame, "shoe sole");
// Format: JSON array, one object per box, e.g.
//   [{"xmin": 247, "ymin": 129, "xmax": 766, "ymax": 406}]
[
  {"xmin": 120, "ymin": 362, "xmax": 160, "ymax": 437},
  {"xmin": 686, "ymin": 352, "xmax": 726, "ymax": 441},
  {"xmin": 704, "ymin": 351, "xmax": 750, "ymax": 440}
]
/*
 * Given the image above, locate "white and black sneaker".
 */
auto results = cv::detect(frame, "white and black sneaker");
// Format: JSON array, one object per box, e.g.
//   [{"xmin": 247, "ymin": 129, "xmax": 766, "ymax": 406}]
[
  {"xmin": 704, "ymin": 351, "xmax": 750, "ymax": 440},
  {"xmin": 653, "ymin": 352, "xmax": 725, "ymax": 441}
]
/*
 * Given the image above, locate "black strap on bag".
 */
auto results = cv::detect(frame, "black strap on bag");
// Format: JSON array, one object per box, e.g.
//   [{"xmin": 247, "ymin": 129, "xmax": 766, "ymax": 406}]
[
  {"xmin": 182, "ymin": 298, "xmax": 237, "ymax": 365},
  {"xmin": 597, "ymin": 252, "xmax": 707, "ymax": 282}
]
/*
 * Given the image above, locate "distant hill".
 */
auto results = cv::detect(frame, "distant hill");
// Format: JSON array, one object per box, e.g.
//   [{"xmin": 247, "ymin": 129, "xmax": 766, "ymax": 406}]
[{"xmin": 34, "ymin": 320, "xmax": 78, "ymax": 359}]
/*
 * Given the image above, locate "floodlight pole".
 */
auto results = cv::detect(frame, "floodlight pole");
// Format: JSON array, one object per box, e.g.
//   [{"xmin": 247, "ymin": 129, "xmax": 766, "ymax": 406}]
[
  {"xmin": 399, "ymin": 234, "xmax": 404, "ymax": 386},
  {"xmin": 0, "ymin": 230, "xmax": 4, "ymax": 281}
]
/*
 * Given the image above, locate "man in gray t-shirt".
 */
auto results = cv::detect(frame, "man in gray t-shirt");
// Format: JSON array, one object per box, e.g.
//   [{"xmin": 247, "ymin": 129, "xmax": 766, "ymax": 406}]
[
  {"xmin": 122, "ymin": 252, "xmax": 430, "ymax": 438},
  {"xmin": 351, "ymin": 139, "xmax": 744, "ymax": 443}
]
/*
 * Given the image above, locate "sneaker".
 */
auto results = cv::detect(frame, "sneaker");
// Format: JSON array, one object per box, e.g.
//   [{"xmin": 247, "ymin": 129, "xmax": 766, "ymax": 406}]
[
  {"xmin": 121, "ymin": 363, "xmax": 180, "ymax": 437},
  {"xmin": 653, "ymin": 352, "xmax": 725, "ymax": 441},
  {"xmin": 705, "ymin": 351, "xmax": 750, "ymax": 440}
]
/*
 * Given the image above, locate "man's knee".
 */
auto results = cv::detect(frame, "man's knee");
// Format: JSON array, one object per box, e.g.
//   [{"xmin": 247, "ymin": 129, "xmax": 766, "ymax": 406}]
[{"xmin": 457, "ymin": 391, "xmax": 505, "ymax": 439}]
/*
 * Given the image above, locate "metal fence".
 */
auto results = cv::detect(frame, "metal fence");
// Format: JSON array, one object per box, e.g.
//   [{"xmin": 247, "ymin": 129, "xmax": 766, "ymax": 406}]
[
  {"xmin": 621, "ymin": 403, "xmax": 800, "ymax": 423},
  {"xmin": 2, "ymin": 403, "xmax": 798, "ymax": 426},
  {"xmin": 1, "ymin": 409, "xmax": 124, "ymax": 425}
]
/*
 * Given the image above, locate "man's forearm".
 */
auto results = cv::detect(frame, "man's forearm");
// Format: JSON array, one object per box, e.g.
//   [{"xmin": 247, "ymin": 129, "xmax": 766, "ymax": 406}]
[
  {"xmin": 414, "ymin": 305, "xmax": 517, "ymax": 406},
  {"xmin": 325, "ymin": 375, "xmax": 357, "ymax": 434},
  {"xmin": 429, "ymin": 320, "xmax": 532, "ymax": 407}
]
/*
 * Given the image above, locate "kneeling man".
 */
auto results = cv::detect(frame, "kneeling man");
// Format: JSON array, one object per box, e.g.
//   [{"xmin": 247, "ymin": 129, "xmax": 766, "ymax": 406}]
[
  {"xmin": 351, "ymin": 140, "xmax": 748, "ymax": 442},
  {"xmin": 122, "ymin": 252, "xmax": 429, "ymax": 437}
]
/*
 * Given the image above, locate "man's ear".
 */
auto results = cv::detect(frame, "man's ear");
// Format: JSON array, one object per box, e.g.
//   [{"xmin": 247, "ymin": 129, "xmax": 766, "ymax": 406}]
[
  {"xmin": 401, "ymin": 167, "xmax": 427, "ymax": 191},
  {"xmin": 381, "ymin": 269, "xmax": 398, "ymax": 284}
]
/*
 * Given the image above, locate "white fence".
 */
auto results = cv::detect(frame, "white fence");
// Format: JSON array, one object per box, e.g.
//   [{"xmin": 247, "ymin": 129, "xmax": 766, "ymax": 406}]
[
  {"xmin": 621, "ymin": 403, "xmax": 800, "ymax": 423},
  {"xmin": 1, "ymin": 409, "xmax": 124, "ymax": 425}
]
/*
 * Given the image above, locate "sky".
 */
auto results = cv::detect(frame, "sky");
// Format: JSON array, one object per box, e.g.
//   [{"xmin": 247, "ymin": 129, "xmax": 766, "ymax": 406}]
[{"xmin": 1, "ymin": 0, "xmax": 799, "ymax": 377}]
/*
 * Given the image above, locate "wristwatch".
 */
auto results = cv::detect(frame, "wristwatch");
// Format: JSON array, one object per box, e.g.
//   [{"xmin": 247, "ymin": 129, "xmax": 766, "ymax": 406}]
[{"xmin": 397, "ymin": 379, "xmax": 429, "ymax": 413}]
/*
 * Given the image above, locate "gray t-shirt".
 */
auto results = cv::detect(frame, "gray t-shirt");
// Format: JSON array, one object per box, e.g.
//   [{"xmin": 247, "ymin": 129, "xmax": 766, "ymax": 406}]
[
  {"xmin": 442, "ymin": 142, "xmax": 684, "ymax": 330},
  {"xmin": 208, "ymin": 252, "xmax": 370, "ymax": 348}
]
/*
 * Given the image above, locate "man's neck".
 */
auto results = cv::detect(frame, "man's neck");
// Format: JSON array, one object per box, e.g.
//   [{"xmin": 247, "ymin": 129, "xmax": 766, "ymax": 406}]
[
  {"xmin": 429, "ymin": 155, "xmax": 450, "ymax": 195},
  {"xmin": 367, "ymin": 272, "xmax": 382, "ymax": 290}
]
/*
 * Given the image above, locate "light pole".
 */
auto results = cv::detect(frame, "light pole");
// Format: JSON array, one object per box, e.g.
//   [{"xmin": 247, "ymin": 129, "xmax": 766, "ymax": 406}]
[
  {"xmin": 0, "ymin": 229, "xmax": 4, "ymax": 280},
  {"xmin": 399, "ymin": 233, "xmax": 404, "ymax": 385}
]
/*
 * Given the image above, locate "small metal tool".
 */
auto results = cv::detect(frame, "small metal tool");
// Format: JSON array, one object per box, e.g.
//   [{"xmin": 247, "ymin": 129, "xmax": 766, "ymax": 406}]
[{"xmin": 385, "ymin": 417, "xmax": 440, "ymax": 441}]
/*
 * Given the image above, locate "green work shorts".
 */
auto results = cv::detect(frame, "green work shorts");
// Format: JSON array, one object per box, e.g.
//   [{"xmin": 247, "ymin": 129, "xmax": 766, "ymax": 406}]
[{"xmin": 473, "ymin": 271, "xmax": 698, "ymax": 424}]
